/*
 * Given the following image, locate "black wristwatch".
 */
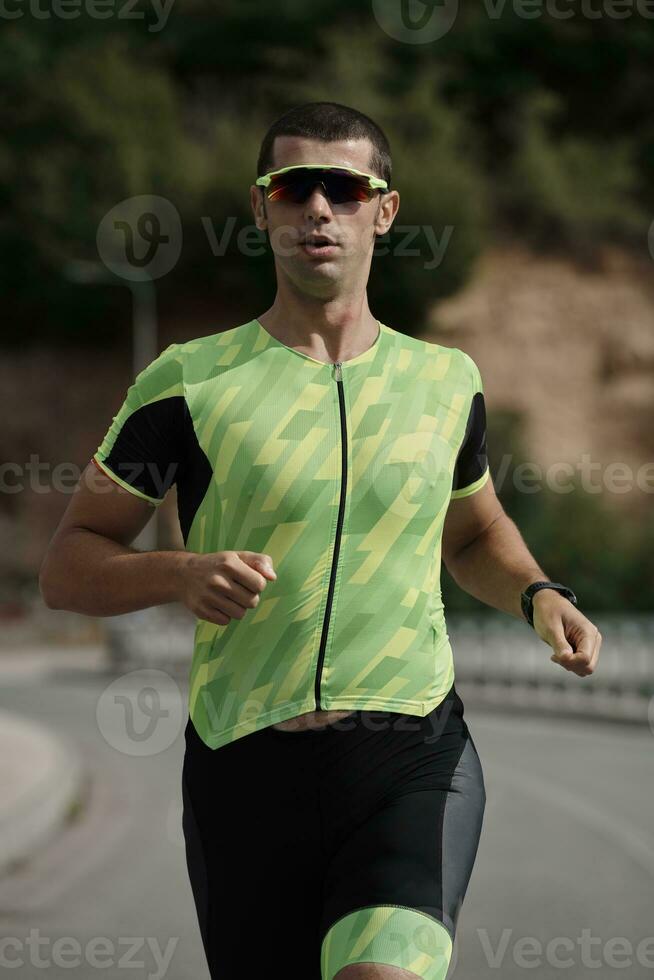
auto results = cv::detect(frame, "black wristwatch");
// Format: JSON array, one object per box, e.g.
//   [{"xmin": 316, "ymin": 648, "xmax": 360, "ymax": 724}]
[{"xmin": 520, "ymin": 581, "xmax": 577, "ymax": 628}]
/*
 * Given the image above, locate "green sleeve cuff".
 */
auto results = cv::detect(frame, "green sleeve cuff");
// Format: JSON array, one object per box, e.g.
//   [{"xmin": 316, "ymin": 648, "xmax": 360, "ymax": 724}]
[
  {"xmin": 450, "ymin": 465, "xmax": 490, "ymax": 500},
  {"xmin": 92, "ymin": 454, "xmax": 163, "ymax": 507}
]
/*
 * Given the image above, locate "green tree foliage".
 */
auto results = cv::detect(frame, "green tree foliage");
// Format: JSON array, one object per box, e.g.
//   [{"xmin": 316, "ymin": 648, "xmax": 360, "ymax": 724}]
[
  {"xmin": 504, "ymin": 92, "xmax": 642, "ymax": 253},
  {"xmin": 0, "ymin": 24, "xmax": 204, "ymax": 342},
  {"xmin": 3, "ymin": 7, "xmax": 654, "ymax": 344}
]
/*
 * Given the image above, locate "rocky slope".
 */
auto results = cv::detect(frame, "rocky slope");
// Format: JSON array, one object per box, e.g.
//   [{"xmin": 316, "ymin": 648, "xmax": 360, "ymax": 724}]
[{"xmin": 428, "ymin": 246, "xmax": 654, "ymax": 512}]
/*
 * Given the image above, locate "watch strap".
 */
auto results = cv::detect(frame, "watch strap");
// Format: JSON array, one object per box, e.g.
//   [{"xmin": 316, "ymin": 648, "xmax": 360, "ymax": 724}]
[{"xmin": 520, "ymin": 581, "xmax": 578, "ymax": 627}]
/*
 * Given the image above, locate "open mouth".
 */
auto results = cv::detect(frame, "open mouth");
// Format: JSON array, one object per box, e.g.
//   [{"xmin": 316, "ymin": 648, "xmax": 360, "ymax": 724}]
[{"xmin": 300, "ymin": 236, "xmax": 339, "ymax": 256}]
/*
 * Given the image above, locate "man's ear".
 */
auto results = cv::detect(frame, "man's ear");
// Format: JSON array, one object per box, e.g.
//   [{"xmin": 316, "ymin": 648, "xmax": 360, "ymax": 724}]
[
  {"xmin": 373, "ymin": 190, "xmax": 400, "ymax": 238},
  {"xmin": 251, "ymin": 186, "xmax": 268, "ymax": 230}
]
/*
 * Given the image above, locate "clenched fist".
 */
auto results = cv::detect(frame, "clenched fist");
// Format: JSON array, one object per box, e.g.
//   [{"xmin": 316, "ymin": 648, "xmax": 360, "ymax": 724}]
[{"xmin": 177, "ymin": 551, "xmax": 277, "ymax": 626}]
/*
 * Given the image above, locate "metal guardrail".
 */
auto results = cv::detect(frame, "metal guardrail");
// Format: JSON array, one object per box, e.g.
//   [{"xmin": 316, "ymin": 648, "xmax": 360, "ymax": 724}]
[
  {"xmin": 102, "ymin": 609, "xmax": 654, "ymax": 722},
  {"xmin": 448, "ymin": 613, "xmax": 654, "ymax": 696},
  {"xmin": 448, "ymin": 613, "xmax": 654, "ymax": 725}
]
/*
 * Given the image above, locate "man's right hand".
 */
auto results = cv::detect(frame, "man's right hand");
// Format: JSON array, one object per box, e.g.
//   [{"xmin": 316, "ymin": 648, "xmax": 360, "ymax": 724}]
[{"xmin": 177, "ymin": 551, "xmax": 277, "ymax": 626}]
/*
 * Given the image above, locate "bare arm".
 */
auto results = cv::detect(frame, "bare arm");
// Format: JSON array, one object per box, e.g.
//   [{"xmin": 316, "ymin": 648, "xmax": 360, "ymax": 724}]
[
  {"xmin": 442, "ymin": 477, "xmax": 601, "ymax": 676},
  {"xmin": 38, "ymin": 462, "xmax": 276, "ymax": 624},
  {"xmin": 442, "ymin": 478, "xmax": 547, "ymax": 619},
  {"xmin": 38, "ymin": 462, "xmax": 191, "ymax": 616}
]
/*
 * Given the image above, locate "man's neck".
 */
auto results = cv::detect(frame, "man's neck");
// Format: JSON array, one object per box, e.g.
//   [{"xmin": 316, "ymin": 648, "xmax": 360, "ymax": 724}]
[{"xmin": 257, "ymin": 300, "xmax": 379, "ymax": 364}]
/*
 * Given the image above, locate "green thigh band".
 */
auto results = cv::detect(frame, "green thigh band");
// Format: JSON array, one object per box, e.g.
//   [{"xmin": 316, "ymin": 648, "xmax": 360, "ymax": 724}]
[{"xmin": 320, "ymin": 905, "xmax": 453, "ymax": 980}]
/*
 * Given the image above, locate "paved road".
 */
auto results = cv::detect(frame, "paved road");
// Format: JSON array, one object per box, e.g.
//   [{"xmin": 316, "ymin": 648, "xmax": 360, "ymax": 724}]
[{"xmin": 0, "ymin": 661, "xmax": 652, "ymax": 980}]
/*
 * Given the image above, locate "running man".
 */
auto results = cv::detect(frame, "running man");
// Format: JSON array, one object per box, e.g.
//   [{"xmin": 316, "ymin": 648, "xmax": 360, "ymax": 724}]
[{"xmin": 40, "ymin": 102, "xmax": 601, "ymax": 980}]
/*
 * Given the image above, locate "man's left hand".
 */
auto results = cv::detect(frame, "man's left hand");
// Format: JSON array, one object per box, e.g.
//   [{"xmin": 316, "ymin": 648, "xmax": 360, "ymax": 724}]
[{"xmin": 532, "ymin": 590, "xmax": 601, "ymax": 677}]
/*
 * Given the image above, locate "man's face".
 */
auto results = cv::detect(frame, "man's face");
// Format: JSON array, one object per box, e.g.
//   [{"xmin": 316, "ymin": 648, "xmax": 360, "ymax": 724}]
[{"xmin": 251, "ymin": 136, "xmax": 399, "ymax": 295}]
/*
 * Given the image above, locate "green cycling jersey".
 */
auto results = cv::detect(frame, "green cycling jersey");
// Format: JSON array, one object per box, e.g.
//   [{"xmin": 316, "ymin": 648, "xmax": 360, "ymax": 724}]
[{"xmin": 93, "ymin": 317, "xmax": 490, "ymax": 750}]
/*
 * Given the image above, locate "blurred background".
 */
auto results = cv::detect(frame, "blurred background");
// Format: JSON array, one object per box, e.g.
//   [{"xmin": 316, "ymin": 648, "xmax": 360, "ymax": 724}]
[{"xmin": 1, "ymin": 3, "xmax": 653, "ymax": 979}]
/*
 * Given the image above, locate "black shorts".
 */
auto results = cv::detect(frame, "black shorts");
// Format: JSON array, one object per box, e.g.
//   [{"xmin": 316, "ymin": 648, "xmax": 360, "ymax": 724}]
[{"xmin": 181, "ymin": 682, "xmax": 486, "ymax": 980}]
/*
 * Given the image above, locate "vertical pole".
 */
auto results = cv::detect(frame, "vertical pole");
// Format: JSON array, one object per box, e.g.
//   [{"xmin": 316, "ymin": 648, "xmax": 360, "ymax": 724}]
[{"xmin": 130, "ymin": 276, "xmax": 158, "ymax": 553}]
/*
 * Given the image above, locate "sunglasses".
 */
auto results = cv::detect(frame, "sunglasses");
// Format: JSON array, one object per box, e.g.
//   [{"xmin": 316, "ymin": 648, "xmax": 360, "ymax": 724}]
[{"xmin": 255, "ymin": 164, "xmax": 389, "ymax": 205}]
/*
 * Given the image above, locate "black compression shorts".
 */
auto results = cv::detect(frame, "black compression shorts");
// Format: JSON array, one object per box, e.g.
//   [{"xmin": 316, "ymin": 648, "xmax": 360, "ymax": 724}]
[{"xmin": 181, "ymin": 682, "xmax": 486, "ymax": 980}]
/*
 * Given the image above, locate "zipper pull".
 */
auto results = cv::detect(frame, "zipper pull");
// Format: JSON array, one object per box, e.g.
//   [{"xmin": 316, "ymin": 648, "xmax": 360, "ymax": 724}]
[{"xmin": 334, "ymin": 361, "xmax": 342, "ymax": 382}]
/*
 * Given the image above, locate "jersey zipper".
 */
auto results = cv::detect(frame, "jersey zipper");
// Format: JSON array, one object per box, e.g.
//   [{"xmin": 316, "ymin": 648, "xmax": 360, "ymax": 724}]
[{"xmin": 314, "ymin": 360, "xmax": 347, "ymax": 711}]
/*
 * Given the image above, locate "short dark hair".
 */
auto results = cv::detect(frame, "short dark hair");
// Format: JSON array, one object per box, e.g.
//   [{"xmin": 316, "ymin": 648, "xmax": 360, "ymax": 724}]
[{"xmin": 257, "ymin": 102, "xmax": 392, "ymax": 188}]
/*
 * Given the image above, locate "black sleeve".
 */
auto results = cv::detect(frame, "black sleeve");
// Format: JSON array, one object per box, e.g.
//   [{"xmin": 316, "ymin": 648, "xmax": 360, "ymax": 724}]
[
  {"xmin": 93, "ymin": 344, "xmax": 186, "ymax": 505},
  {"xmin": 95, "ymin": 398, "xmax": 187, "ymax": 503},
  {"xmin": 451, "ymin": 391, "xmax": 489, "ymax": 498}
]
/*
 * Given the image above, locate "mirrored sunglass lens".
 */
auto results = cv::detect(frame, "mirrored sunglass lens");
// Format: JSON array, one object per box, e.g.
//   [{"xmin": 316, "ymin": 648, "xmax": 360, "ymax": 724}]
[
  {"xmin": 326, "ymin": 174, "xmax": 374, "ymax": 203},
  {"xmin": 267, "ymin": 170, "xmax": 373, "ymax": 203},
  {"xmin": 267, "ymin": 173, "xmax": 310, "ymax": 202}
]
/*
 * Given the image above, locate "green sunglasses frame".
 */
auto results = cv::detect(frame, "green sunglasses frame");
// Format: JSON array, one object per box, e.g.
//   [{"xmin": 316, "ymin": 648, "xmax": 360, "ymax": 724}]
[{"xmin": 255, "ymin": 163, "xmax": 389, "ymax": 198}]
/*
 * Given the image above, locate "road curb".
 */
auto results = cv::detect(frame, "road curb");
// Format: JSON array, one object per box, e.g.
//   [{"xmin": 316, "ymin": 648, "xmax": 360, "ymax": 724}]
[{"xmin": 0, "ymin": 710, "xmax": 84, "ymax": 875}]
